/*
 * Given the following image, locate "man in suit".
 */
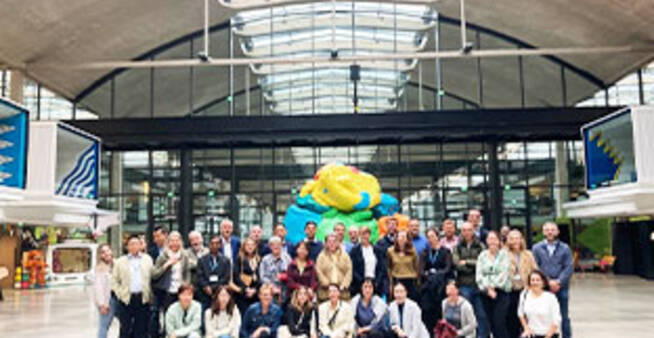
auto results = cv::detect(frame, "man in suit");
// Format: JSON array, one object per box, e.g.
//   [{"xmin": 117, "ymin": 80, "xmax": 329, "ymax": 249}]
[
  {"xmin": 147, "ymin": 225, "xmax": 168, "ymax": 337},
  {"xmin": 113, "ymin": 234, "xmax": 154, "ymax": 338},
  {"xmin": 219, "ymin": 219, "xmax": 240, "ymax": 266},
  {"xmin": 375, "ymin": 217, "xmax": 398, "ymax": 254},
  {"xmin": 249, "ymin": 225, "xmax": 268, "ymax": 256},
  {"xmin": 196, "ymin": 235, "xmax": 231, "ymax": 309}
]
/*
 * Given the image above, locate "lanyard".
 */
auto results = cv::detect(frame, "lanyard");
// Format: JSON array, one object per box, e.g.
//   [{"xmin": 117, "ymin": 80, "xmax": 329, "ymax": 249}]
[{"xmin": 429, "ymin": 249, "xmax": 439, "ymax": 264}]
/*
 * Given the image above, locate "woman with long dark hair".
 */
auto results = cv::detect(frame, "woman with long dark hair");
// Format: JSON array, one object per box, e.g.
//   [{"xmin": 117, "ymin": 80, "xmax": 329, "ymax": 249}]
[
  {"xmin": 205, "ymin": 286, "xmax": 241, "ymax": 338},
  {"xmin": 518, "ymin": 270, "xmax": 562, "ymax": 338},
  {"xmin": 286, "ymin": 241, "xmax": 318, "ymax": 298},
  {"xmin": 386, "ymin": 231, "xmax": 419, "ymax": 301}
]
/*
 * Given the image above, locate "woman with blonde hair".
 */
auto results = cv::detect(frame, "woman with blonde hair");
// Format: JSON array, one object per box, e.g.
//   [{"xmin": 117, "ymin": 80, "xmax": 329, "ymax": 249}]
[
  {"xmin": 94, "ymin": 243, "xmax": 116, "ymax": 338},
  {"xmin": 506, "ymin": 229, "xmax": 539, "ymax": 338},
  {"xmin": 152, "ymin": 230, "xmax": 193, "ymax": 312},
  {"xmin": 233, "ymin": 237, "xmax": 261, "ymax": 313},
  {"xmin": 278, "ymin": 286, "xmax": 314, "ymax": 338},
  {"xmin": 316, "ymin": 233, "xmax": 353, "ymax": 301}
]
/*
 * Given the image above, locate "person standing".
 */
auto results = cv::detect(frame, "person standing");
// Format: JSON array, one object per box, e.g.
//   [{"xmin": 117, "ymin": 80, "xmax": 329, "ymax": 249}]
[
  {"xmin": 187, "ymin": 231, "xmax": 209, "ymax": 281},
  {"xmin": 249, "ymin": 225, "xmax": 268, "ymax": 257},
  {"xmin": 334, "ymin": 223, "xmax": 351, "ymax": 253},
  {"xmin": 375, "ymin": 218, "xmax": 398, "ymax": 254},
  {"xmin": 476, "ymin": 231, "xmax": 511, "ymax": 338},
  {"xmin": 418, "ymin": 227, "xmax": 452, "ymax": 332},
  {"xmin": 233, "ymin": 238, "xmax": 262, "ymax": 314},
  {"xmin": 220, "ymin": 219, "xmax": 241, "ymax": 266},
  {"xmin": 518, "ymin": 270, "xmax": 562, "ymax": 338},
  {"xmin": 347, "ymin": 227, "xmax": 360, "ymax": 254},
  {"xmin": 506, "ymin": 230, "xmax": 539, "ymax": 338},
  {"xmin": 439, "ymin": 219, "xmax": 460, "ymax": 252},
  {"xmin": 388, "ymin": 283, "xmax": 429, "ymax": 338},
  {"xmin": 165, "ymin": 283, "xmax": 202, "ymax": 338},
  {"xmin": 95, "ymin": 244, "xmax": 117, "ymax": 338},
  {"xmin": 532, "ymin": 222, "xmax": 573, "ymax": 338},
  {"xmin": 452, "ymin": 222, "xmax": 487, "ymax": 338},
  {"xmin": 273, "ymin": 224, "xmax": 295, "ymax": 257},
  {"xmin": 386, "ymin": 231, "xmax": 419, "ymax": 301},
  {"xmin": 408, "ymin": 219, "xmax": 428, "ymax": 255},
  {"xmin": 205, "ymin": 286, "xmax": 242, "ymax": 338},
  {"xmin": 196, "ymin": 236, "xmax": 232, "ymax": 310},
  {"xmin": 317, "ymin": 284, "xmax": 355, "ymax": 338},
  {"xmin": 112, "ymin": 234, "xmax": 154, "ymax": 338},
  {"xmin": 304, "ymin": 221, "xmax": 324, "ymax": 261},
  {"xmin": 240, "ymin": 283, "xmax": 283, "ymax": 338},
  {"xmin": 440, "ymin": 281, "xmax": 477, "ymax": 338},
  {"xmin": 285, "ymin": 241, "xmax": 318, "ymax": 297},
  {"xmin": 349, "ymin": 226, "xmax": 387, "ymax": 298},
  {"xmin": 149, "ymin": 226, "xmax": 169, "ymax": 337},
  {"xmin": 467, "ymin": 209, "xmax": 487, "ymax": 245},
  {"xmin": 259, "ymin": 236, "xmax": 292, "ymax": 302},
  {"xmin": 152, "ymin": 231, "xmax": 194, "ymax": 312},
  {"xmin": 148, "ymin": 226, "xmax": 169, "ymax": 262},
  {"xmin": 316, "ymin": 233, "xmax": 353, "ymax": 301}
]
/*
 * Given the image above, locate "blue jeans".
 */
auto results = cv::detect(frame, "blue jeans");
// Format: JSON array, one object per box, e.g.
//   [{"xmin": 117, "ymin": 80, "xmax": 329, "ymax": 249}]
[
  {"xmin": 459, "ymin": 285, "xmax": 488, "ymax": 338},
  {"xmin": 556, "ymin": 287, "xmax": 571, "ymax": 338},
  {"xmin": 98, "ymin": 295, "xmax": 117, "ymax": 338}
]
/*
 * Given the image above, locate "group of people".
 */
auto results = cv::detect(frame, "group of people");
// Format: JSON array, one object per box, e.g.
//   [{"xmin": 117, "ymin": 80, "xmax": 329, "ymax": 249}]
[{"xmin": 94, "ymin": 209, "xmax": 573, "ymax": 338}]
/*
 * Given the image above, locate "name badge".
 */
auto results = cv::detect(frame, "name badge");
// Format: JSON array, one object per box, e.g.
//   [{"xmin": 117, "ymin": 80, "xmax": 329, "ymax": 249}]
[{"xmin": 209, "ymin": 275, "xmax": 219, "ymax": 283}]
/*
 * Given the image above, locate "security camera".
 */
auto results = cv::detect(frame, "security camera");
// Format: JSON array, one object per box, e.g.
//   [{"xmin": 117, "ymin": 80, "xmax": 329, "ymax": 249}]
[{"xmin": 461, "ymin": 42, "xmax": 474, "ymax": 54}]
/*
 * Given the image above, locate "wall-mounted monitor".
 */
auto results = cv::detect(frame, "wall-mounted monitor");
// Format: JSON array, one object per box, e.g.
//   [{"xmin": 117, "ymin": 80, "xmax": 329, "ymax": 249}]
[{"xmin": 0, "ymin": 99, "xmax": 28, "ymax": 190}]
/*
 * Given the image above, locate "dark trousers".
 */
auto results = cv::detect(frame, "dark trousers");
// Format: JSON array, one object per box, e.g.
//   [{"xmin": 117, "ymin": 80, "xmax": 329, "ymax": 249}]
[
  {"xmin": 149, "ymin": 289, "xmax": 167, "ymax": 338},
  {"xmin": 118, "ymin": 293, "xmax": 150, "ymax": 338},
  {"xmin": 556, "ymin": 287, "xmax": 571, "ymax": 338},
  {"xmin": 507, "ymin": 290, "xmax": 522, "ymax": 338},
  {"xmin": 481, "ymin": 289, "xmax": 510, "ymax": 338}
]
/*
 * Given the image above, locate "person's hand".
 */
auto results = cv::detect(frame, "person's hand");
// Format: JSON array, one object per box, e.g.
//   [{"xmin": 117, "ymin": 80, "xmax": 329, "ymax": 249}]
[
  {"xmin": 458, "ymin": 260, "xmax": 466, "ymax": 266},
  {"xmin": 169, "ymin": 334, "xmax": 177, "ymax": 338},
  {"xmin": 164, "ymin": 256, "xmax": 180, "ymax": 269},
  {"xmin": 307, "ymin": 288, "xmax": 314, "ymax": 300},
  {"xmin": 487, "ymin": 287, "xmax": 497, "ymax": 299},
  {"xmin": 272, "ymin": 285, "xmax": 281, "ymax": 294},
  {"xmin": 521, "ymin": 328, "xmax": 534, "ymax": 337},
  {"xmin": 204, "ymin": 286, "xmax": 212, "ymax": 296},
  {"xmin": 549, "ymin": 280, "xmax": 560, "ymax": 293},
  {"xmin": 252, "ymin": 327, "xmax": 264, "ymax": 338},
  {"xmin": 99, "ymin": 305, "xmax": 110, "ymax": 315},
  {"xmin": 357, "ymin": 327, "xmax": 371, "ymax": 335}
]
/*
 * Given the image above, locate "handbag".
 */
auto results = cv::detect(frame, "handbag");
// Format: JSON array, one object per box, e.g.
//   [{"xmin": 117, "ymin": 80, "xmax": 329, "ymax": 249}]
[
  {"xmin": 240, "ymin": 258, "xmax": 254, "ymax": 286},
  {"xmin": 434, "ymin": 319, "xmax": 458, "ymax": 338}
]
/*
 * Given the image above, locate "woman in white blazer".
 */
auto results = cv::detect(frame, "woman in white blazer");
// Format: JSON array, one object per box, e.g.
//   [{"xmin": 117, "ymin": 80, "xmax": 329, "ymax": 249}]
[{"xmin": 388, "ymin": 283, "xmax": 429, "ymax": 338}]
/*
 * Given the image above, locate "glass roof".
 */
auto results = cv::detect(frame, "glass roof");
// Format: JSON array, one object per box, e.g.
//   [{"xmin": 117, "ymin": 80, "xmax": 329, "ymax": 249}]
[{"xmin": 230, "ymin": 1, "xmax": 436, "ymax": 116}]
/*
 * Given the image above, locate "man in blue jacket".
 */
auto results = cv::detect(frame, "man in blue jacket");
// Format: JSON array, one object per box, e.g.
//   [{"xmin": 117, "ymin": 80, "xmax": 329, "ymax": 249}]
[
  {"xmin": 533, "ymin": 222, "xmax": 574, "ymax": 338},
  {"xmin": 219, "ymin": 219, "xmax": 241, "ymax": 266}
]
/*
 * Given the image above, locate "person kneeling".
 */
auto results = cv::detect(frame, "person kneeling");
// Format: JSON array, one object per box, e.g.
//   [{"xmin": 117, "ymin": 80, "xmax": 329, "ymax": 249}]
[
  {"xmin": 205, "ymin": 286, "xmax": 241, "ymax": 338},
  {"xmin": 165, "ymin": 283, "xmax": 202, "ymax": 338},
  {"xmin": 317, "ymin": 284, "xmax": 355, "ymax": 338},
  {"xmin": 278, "ymin": 286, "xmax": 314, "ymax": 338},
  {"xmin": 240, "ymin": 283, "xmax": 283, "ymax": 338}
]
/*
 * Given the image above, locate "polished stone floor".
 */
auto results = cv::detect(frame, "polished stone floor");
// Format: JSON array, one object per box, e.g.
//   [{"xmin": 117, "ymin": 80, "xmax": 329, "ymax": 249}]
[{"xmin": 0, "ymin": 273, "xmax": 653, "ymax": 337}]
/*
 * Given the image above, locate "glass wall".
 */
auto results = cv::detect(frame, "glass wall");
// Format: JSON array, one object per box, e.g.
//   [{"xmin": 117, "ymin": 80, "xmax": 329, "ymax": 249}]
[{"xmin": 103, "ymin": 141, "xmax": 585, "ymax": 242}]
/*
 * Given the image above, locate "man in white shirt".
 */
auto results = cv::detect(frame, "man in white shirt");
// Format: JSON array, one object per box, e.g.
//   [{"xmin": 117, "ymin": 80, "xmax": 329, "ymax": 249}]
[{"xmin": 220, "ymin": 219, "xmax": 240, "ymax": 265}]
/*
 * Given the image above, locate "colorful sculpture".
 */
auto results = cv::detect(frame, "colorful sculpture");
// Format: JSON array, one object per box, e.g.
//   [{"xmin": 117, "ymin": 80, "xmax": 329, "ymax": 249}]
[
  {"xmin": 284, "ymin": 163, "xmax": 404, "ymax": 244},
  {"xmin": 24, "ymin": 250, "xmax": 47, "ymax": 288}
]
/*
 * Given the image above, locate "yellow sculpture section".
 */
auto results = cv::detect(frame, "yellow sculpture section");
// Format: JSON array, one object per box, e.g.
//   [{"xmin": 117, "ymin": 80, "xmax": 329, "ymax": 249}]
[{"xmin": 299, "ymin": 163, "xmax": 381, "ymax": 212}]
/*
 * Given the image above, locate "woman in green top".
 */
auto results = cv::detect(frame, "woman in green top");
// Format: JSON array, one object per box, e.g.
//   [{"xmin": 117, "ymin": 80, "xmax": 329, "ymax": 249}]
[{"xmin": 475, "ymin": 231, "xmax": 511, "ymax": 338}]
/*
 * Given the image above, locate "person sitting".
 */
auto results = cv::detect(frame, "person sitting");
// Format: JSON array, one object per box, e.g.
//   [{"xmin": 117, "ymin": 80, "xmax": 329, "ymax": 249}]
[
  {"xmin": 518, "ymin": 270, "xmax": 562, "ymax": 338},
  {"xmin": 240, "ymin": 283, "xmax": 283, "ymax": 338},
  {"xmin": 317, "ymin": 284, "xmax": 355, "ymax": 338},
  {"xmin": 165, "ymin": 283, "xmax": 202, "ymax": 338},
  {"xmin": 278, "ymin": 286, "xmax": 314, "ymax": 338},
  {"xmin": 440, "ymin": 281, "xmax": 477, "ymax": 338},
  {"xmin": 349, "ymin": 278, "xmax": 389, "ymax": 338},
  {"xmin": 388, "ymin": 283, "xmax": 429, "ymax": 338},
  {"xmin": 205, "ymin": 286, "xmax": 241, "ymax": 338}
]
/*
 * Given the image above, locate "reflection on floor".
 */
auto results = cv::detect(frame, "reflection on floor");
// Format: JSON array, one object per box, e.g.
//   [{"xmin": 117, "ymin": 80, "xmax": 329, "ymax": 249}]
[{"xmin": 0, "ymin": 273, "xmax": 653, "ymax": 337}]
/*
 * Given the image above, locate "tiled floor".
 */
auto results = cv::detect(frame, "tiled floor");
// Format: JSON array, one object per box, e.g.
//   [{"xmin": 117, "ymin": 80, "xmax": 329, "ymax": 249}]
[{"xmin": 0, "ymin": 273, "xmax": 653, "ymax": 337}]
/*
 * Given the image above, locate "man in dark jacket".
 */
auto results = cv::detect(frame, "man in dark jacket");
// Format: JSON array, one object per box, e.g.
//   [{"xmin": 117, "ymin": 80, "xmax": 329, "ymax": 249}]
[
  {"xmin": 196, "ymin": 235, "xmax": 232, "ymax": 309},
  {"xmin": 147, "ymin": 225, "xmax": 168, "ymax": 337},
  {"xmin": 304, "ymin": 221, "xmax": 323, "ymax": 261},
  {"xmin": 375, "ymin": 217, "xmax": 398, "ymax": 254},
  {"xmin": 453, "ymin": 222, "xmax": 487, "ymax": 338}
]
